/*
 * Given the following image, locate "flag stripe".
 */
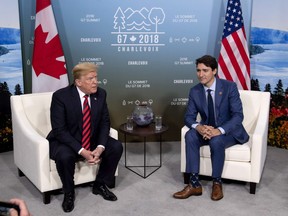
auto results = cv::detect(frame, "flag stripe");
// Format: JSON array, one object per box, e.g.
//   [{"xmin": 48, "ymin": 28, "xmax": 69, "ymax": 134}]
[
  {"xmin": 219, "ymin": 38, "xmax": 243, "ymax": 84},
  {"xmin": 233, "ymin": 30, "xmax": 251, "ymax": 89},
  {"xmin": 36, "ymin": 0, "xmax": 50, "ymax": 12},
  {"xmin": 235, "ymin": 28, "xmax": 250, "ymax": 74},
  {"xmin": 218, "ymin": 54, "xmax": 233, "ymax": 81},
  {"xmin": 225, "ymin": 34, "xmax": 248, "ymax": 90}
]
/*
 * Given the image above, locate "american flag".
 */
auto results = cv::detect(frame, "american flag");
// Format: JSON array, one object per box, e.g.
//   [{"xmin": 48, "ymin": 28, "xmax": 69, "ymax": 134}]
[{"xmin": 218, "ymin": 0, "xmax": 250, "ymax": 90}]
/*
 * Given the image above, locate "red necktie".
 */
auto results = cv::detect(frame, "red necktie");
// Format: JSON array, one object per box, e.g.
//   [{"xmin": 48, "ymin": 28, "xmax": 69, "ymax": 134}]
[{"xmin": 82, "ymin": 95, "xmax": 91, "ymax": 150}]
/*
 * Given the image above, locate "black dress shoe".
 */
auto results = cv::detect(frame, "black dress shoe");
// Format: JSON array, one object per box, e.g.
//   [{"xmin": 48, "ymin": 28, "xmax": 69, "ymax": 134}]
[
  {"xmin": 92, "ymin": 183, "xmax": 117, "ymax": 201},
  {"xmin": 62, "ymin": 191, "xmax": 75, "ymax": 212}
]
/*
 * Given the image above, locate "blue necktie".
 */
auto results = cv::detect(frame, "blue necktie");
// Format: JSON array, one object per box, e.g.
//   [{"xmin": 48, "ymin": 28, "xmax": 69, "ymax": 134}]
[{"xmin": 207, "ymin": 89, "xmax": 216, "ymax": 127}]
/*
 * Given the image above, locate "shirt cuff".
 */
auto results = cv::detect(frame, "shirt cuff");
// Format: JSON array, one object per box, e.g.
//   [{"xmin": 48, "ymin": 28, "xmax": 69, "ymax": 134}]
[
  {"xmin": 192, "ymin": 123, "xmax": 199, "ymax": 129},
  {"xmin": 78, "ymin": 147, "xmax": 84, "ymax": 155},
  {"xmin": 97, "ymin": 145, "xmax": 105, "ymax": 150},
  {"xmin": 78, "ymin": 145, "xmax": 105, "ymax": 155},
  {"xmin": 218, "ymin": 127, "xmax": 225, "ymax": 134}
]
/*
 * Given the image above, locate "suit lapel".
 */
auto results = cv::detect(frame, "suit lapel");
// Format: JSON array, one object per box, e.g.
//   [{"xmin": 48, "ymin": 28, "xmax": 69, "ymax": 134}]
[
  {"xmin": 71, "ymin": 86, "xmax": 83, "ymax": 131},
  {"xmin": 196, "ymin": 84, "xmax": 208, "ymax": 117},
  {"xmin": 90, "ymin": 92, "xmax": 98, "ymax": 132},
  {"xmin": 214, "ymin": 79, "xmax": 224, "ymax": 119}
]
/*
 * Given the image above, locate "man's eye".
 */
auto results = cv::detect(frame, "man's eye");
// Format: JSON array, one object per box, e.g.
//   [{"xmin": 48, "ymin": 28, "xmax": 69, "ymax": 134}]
[{"xmin": 87, "ymin": 77, "xmax": 96, "ymax": 81}]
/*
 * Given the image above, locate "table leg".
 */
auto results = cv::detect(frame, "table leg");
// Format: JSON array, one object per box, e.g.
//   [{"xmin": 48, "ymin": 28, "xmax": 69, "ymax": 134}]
[
  {"xmin": 124, "ymin": 134, "xmax": 127, "ymax": 167},
  {"xmin": 124, "ymin": 134, "xmax": 162, "ymax": 179},
  {"xmin": 160, "ymin": 134, "xmax": 162, "ymax": 167},
  {"xmin": 144, "ymin": 136, "xmax": 146, "ymax": 178}
]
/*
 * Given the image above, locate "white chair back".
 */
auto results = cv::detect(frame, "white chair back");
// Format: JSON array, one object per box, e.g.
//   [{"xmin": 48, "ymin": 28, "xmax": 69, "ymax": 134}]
[{"xmin": 19, "ymin": 92, "xmax": 53, "ymax": 137}]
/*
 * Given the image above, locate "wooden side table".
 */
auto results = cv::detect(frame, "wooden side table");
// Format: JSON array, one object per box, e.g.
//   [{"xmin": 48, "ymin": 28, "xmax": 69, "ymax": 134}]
[{"xmin": 119, "ymin": 123, "xmax": 168, "ymax": 178}]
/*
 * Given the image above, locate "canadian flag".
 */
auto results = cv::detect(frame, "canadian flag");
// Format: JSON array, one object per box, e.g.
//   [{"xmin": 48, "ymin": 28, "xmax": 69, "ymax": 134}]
[{"xmin": 32, "ymin": 0, "xmax": 68, "ymax": 93}]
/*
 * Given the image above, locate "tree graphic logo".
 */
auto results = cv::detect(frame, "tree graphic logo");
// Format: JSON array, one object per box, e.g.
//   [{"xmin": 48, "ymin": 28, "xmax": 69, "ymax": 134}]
[{"xmin": 111, "ymin": 7, "xmax": 166, "ymax": 52}]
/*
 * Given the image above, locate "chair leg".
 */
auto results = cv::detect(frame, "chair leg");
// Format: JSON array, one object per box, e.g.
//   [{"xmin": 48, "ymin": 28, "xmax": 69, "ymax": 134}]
[
  {"xmin": 43, "ymin": 192, "xmax": 51, "ymax": 204},
  {"xmin": 18, "ymin": 168, "xmax": 24, "ymax": 177},
  {"xmin": 250, "ymin": 182, "xmax": 256, "ymax": 194},
  {"xmin": 183, "ymin": 173, "xmax": 190, "ymax": 184}
]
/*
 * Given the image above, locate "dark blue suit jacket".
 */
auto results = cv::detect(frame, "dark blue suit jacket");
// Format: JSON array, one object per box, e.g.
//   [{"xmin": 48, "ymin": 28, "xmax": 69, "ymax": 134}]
[
  {"xmin": 184, "ymin": 78, "xmax": 249, "ymax": 144},
  {"xmin": 47, "ymin": 84, "xmax": 111, "ymax": 158}
]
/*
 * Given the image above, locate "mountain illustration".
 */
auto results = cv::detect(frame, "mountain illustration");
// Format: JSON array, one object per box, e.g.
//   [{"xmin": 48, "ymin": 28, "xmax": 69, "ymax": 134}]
[
  {"xmin": 250, "ymin": 27, "xmax": 288, "ymax": 44},
  {"xmin": 124, "ymin": 7, "xmax": 149, "ymax": 20},
  {"xmin": 124, "ymin": 7, "xmax": 151, "ymax": 31},
  {"xmin": 139, "ymin": 8, "xmax": 150, "ymax": 18},
  {"xmin": 0, "ymin": 45, "xmax": 9, "ymax": 56},
  {"xmin": 0, "ymin": 27, "xmax": 20, "ymax": 44}
]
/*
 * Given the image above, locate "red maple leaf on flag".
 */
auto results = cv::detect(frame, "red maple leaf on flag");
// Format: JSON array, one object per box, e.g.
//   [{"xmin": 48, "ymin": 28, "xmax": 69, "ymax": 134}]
[{"xmin": 32, "ymin": 24, "xmax": 66, "ymax": 79}]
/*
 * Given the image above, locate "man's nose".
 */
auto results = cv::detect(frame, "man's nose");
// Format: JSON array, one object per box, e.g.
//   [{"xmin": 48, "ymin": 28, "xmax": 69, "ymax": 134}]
[{"xmin": 198, "ymin": 71, "xmax": 204, "ymax": 77}]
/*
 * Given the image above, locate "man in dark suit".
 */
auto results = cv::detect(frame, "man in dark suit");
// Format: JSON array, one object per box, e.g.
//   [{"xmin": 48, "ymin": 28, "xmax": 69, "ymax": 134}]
[
  {"xmin": 47, "ymin": 62, "xmax": 123, "ymax": 212},
  {"xmin": 173, "ymin": 55, "xmax": 249, "ymax": 201}
]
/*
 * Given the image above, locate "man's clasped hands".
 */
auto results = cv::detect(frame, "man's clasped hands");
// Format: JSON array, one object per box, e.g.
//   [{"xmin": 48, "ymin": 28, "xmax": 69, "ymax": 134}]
[{"xmin": 196, "ymin": 124, "xmax": 222, "ymax": 140}]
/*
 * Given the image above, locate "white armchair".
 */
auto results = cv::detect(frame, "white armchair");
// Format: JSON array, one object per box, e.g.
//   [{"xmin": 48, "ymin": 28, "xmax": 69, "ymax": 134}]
[
  {"xmin": 10, "ymin": 92, "xmax": 118, "ymax": 204},
  {"xmin": 181, "ymin": 90, "xmax": 270, "ymax": 194}
]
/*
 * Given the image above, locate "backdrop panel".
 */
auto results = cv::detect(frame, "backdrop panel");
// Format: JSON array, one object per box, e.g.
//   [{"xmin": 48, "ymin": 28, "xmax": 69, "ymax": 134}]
[{"xmin": 18, "ymin": 0, "xmax": 252, "ymax": 140}]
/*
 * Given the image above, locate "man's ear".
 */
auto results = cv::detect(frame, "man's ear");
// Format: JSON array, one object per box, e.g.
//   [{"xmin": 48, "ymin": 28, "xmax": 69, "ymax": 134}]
[{"xmin": 75, "ymin": 79, "xmax": 81, "ymax": 87}]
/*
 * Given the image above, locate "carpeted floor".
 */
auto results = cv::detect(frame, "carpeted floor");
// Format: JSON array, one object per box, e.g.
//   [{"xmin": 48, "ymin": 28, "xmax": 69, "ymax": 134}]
[{"xmin": 0, "ymin": 142, "xmax": 287, "ymax": 216}]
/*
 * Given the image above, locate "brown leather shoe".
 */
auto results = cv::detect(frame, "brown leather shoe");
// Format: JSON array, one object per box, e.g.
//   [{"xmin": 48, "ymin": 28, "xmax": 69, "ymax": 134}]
[
  {"xmin": 173, "ymin": 184, "xmax": 202, "ymax": 199},
  {"xmin": 211, "ymin": 182, "xmax": 223, "ymax": 201}
]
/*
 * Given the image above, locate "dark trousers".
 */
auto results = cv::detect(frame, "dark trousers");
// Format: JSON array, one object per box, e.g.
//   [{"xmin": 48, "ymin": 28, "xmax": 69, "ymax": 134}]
[
  {"xmin": 185, "ymin": 129, "xmax": 237, "ymax": 178},
  {"xmin": 51, "ymin": 137, "xmax": 123, "ymax": 193}
]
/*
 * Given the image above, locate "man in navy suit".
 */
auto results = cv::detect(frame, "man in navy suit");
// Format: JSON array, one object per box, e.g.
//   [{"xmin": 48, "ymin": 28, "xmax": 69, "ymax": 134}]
[
  {"xmin": 47, "ymin": 62, "xmax": 123, "ymax": 212},
  {"xmin": 173, "ymin": 55, "xmax": 249, "ymax": 201}
]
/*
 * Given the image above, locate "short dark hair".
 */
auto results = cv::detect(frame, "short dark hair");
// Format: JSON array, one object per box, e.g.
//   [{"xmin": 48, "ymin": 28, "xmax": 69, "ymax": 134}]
[{"xmin": 195, "ymin": 55, "xmax": 218, "ymax": 71}]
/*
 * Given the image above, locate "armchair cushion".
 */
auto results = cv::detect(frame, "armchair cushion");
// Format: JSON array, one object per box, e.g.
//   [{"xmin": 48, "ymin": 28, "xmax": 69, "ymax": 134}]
[{"xmin": 199, "ymin": 141, "xmax": 251, "ymax": 162}]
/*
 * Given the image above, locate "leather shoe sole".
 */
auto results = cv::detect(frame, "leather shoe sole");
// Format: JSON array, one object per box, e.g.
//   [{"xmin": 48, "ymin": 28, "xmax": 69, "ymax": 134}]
[
  {"xmin": 173, "ymin": 184, "xmax": 202, "ymax": 199},
  {"xmin": 211, "ymin": 182, "xmax": 223, "ymax": 201}
]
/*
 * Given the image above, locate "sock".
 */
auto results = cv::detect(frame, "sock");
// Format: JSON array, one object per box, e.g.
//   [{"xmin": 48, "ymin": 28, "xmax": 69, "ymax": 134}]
[
  {"xmin": 213, "ymin": 177, "xmax": 222, "ymax": 184},
  {"xmin": 190, "ymin": 173, "xmax": 202, "ymax": 188}
]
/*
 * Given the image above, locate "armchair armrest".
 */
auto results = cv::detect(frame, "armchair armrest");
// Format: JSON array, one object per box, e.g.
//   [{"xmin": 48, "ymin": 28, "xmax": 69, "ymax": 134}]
[
  {"xmin": 180, "ymin": 126, "xmax": 189, "ymax": 172},
  {"xmin": 250, "ymin": 92, "xmax": 270, "ymax": 182},
  {"xmin": 11, "ymin": 96, "xmax": 51, "ymax": 192},
  {"xmin": 109, "ymin": 127, "xmax": 118, "ymax": 140}
]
